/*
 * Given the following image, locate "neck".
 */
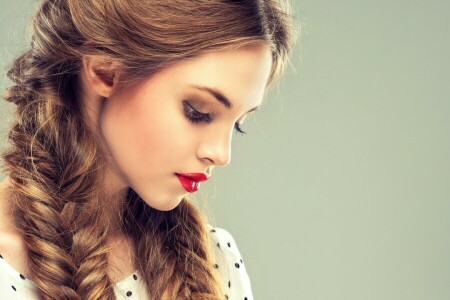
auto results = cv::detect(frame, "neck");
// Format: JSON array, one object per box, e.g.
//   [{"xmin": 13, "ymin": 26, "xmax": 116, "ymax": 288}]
[{"xmin": 99, "ymin": 167, "xmax": 130, "ymax": 237}]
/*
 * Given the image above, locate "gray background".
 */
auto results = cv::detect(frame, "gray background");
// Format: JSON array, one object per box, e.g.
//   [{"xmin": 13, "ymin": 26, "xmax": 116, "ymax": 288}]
[{"xmin": 1, "ymin": 1, "xmax": 449, "ymax": 299}]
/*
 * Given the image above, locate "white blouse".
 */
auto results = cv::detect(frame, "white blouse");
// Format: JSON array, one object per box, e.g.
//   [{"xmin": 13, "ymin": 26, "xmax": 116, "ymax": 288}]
[{"xmin": 0, "ymin": 225, "xmax": 254, "ymax": 299}]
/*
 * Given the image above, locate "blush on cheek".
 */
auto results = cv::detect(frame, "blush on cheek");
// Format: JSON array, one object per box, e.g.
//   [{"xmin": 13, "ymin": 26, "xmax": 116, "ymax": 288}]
[{"xmin": 131, "ymin": 116, "xmax": 168, "ymax": 151}]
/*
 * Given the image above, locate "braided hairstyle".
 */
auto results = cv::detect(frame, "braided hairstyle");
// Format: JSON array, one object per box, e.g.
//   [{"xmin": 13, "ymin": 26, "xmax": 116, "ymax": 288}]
[{"xmin": 0, "ymin": 0, "xmax": 300, "ymax": 299}]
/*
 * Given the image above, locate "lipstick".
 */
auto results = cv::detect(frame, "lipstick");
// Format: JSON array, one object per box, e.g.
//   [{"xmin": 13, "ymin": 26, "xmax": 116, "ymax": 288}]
[{"xmin": 175, "ymin": 173, "xmax": 209, "ymax": 193}]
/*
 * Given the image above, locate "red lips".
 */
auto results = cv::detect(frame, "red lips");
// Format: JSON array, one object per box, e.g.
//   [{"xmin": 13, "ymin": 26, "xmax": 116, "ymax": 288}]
[
  {"xmin": 175, "ymin": 173, "xmax": 209, "ymax": 193},
  {"xmin": 176, "ymin": 173, "xmax": 208, "ymax": 182}
]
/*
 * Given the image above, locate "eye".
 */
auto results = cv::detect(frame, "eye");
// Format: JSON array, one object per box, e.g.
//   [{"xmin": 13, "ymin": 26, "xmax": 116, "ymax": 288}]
[
  {"xmin": 183, "ymin": 101, "xmax": 212, "ymax": 123},
  {"xmin": 234, "ymin": 122, "xmax": 247, "ymax": 135},
  {"xmin": 183, "ymin": 101, "xmax": 247, "ymax": 135}
]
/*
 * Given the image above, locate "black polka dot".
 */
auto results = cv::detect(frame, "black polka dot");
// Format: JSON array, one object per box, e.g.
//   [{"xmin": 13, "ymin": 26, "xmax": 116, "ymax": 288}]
[
  {"xmin": 0, "ymin": 254, "xmax": 3, "ymax": 259},
  {"xmin": 235, "ymin": 263, "xmax": 240, "ymax": 268},
  {"xmin": 244, "ymin": 297, "xmax": 248, "ymax": 300},
  {"xmin": 126, "ymin": 291, "xmax": 132, "ymax": 297},
  {"xmin": 210, "ymin": 229, "xmax": 216, "ymax": 233},
  {"xmin": 20, "ymin": 274, "xmax": 25, "ymax": 280},
  {"xmin": 133, "ymin": 274, "xmax": 137, "ymax": 280},
  {"xmin": 228, "ymin": 280, "xmax": 231, "ymax": 288},
  {"xmin": 227, "ymin": 242, "xmax": 231, "ymax": 247},
  {"xmin": 216, "ymin": 242, "xmax": 220, "ymax": 248},
  {"xmin": 225, "ymin": 295, "xmax": 229, "ymax": 299},
  {"xmin": 240, "ymin": 258, "xmax": 243, "ymax": 263},
  {"xmin": 214, "ymin": 263, "xmax": 219, "ymax": 269},
  {"xmin": 11, "ymin": 285, "xmax": 16, "ymax": 291}
]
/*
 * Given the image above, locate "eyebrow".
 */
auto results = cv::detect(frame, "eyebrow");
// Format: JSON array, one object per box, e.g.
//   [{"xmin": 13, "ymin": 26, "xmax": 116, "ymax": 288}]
[{"xmin": 189, "ymin": 84, "xmax": 261, "ymax": 113}]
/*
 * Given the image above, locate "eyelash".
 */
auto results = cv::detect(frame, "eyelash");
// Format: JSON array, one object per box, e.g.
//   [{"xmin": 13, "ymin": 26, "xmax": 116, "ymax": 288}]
[{"xmin": 183, "ymin": 101, "xmax": 247, "ymax": 135}]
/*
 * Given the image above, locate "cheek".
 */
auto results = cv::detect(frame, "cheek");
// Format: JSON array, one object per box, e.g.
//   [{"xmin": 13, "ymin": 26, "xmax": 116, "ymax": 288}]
[
  {"xmin": 99, "ymin": 96, "xmax": 196, "ymax": 180},
  {"xmin": 130, "ymin": 101, "xmax": 196, "ymax": 165}
]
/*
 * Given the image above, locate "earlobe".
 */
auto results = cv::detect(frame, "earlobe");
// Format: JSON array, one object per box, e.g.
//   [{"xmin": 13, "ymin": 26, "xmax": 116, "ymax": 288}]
[{"xmin": 82, "ymin": 57, "xmax": 119, "ymax": 98}]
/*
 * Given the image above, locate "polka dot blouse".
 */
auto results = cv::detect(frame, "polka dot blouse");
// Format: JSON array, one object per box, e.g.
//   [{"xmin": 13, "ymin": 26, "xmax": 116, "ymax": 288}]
[{"xmin": 0, "ymin": 225, "xmax": 254, "ymax": 299}]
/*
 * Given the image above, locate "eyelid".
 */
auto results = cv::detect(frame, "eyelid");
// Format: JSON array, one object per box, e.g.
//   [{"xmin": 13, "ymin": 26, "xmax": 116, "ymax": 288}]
[
  {"xmin": 185, "ymin": 100, "xmax": 213, "ymax": 115},
  {"xmin": 183, "ymin": 100, "xmax": 248, "ymax": 134},
  {"xmin": 237, "ymin": 112, "xmax": 251, "ymax": 124},
  {"xmin": 188, "ymin": 94, "xmax": 257, "ymax": 120},
  {"xmin": 184, "ymin": 99, "xmax": 252, "ymax": 125}
]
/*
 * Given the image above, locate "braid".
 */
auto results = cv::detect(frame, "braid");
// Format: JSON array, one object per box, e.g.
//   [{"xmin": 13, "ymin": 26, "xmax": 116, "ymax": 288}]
[
  {"xmin": 123, "ymin": 190, "xmax": 225, "ymax": 299},
  {"xmin": 0, "ymin": 0, "xmax": 298, "ymax": 298},
  {"xmin": 2, "ymin": 47, "xmax": 116, "ymax": 299}
]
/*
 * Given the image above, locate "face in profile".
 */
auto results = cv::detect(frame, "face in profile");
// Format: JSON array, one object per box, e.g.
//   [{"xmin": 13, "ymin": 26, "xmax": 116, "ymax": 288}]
[{"xmin": 98, "ymin": 44, "xmax": 273, "ymax": 211}]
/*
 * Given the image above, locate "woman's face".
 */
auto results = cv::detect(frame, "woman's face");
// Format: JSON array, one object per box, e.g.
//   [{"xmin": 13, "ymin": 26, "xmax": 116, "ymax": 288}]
[{"xmin": 98, "ymin": 44, "xmax": 272, "ymax": 211}]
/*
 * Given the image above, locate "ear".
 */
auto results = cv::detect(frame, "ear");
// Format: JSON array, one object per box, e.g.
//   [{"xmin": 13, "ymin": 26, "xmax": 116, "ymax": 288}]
[{"xmin": 82, "ymin": 57, "xmax": 120, "ymax": 98}]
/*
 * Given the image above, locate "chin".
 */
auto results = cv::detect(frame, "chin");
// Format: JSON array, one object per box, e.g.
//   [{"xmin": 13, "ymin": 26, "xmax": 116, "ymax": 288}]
[{"xmin": 146, "ymin": 195, "xmax": 185, "ymax": 212}]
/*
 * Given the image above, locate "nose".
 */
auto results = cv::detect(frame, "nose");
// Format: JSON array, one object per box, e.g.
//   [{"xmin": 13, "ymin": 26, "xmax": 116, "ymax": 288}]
[{"xmin": 197, "ymin": 128, "xmax": 232, "ymax": 167}]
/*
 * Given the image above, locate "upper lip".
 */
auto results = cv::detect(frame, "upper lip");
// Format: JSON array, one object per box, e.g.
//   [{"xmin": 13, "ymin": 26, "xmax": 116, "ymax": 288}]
[{"xmin": 176, "ymin": 173, "xmax": 209, "ymax": 182}]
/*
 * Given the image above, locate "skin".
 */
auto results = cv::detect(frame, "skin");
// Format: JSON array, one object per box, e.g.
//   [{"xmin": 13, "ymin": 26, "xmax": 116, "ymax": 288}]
[
  {"xmin": 0, "ymin": 43, "xmax": 273, "ymax": 284},
  {"xmin": 80, "ymin": 43, "xmax": 273, "ymax": 227}
]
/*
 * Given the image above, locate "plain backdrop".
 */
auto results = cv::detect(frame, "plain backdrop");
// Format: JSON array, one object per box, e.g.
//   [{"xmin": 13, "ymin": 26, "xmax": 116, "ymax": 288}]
[{"xmin": 1, "ymin": 1, "xmax": 449, "ymax": 299}]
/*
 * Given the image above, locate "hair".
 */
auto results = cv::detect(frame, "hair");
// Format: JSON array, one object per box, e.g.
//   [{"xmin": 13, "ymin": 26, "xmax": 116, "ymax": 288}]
[{"xmin": 0, "ymin": 0, "xmax": 300, "ymax": 299}]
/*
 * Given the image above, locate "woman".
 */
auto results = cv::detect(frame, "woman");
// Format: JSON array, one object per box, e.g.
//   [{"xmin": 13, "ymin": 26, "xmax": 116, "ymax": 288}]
[{"xmin": 0, "ymin": 0, "xmax": 299, "ymax": 299}]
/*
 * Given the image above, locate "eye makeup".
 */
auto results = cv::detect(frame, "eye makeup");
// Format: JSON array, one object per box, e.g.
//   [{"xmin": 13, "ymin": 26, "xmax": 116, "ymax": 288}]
[{"xmin": 182, "ymin": 100, "xmax": 247, "ymax": 135}]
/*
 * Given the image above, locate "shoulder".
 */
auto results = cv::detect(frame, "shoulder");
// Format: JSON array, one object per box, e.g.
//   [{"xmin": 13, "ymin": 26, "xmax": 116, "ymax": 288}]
[
  {"xmin": 0, "ymin": 179, "xmax": 30, "ymax": 281},
  {"xmin": 207, "ymin": 224, "xmax": 254, "ymax": 300},
  {"xmin": 207, "ymin": 225, "xmax": 243, "ymax": 260},
  {"xmin": 0, "ymin": 179, "xmax": 35, "ymax": 298},
  {"xmin": 0, "ymin": 243, "xmax": 37, "ymax": 299}
]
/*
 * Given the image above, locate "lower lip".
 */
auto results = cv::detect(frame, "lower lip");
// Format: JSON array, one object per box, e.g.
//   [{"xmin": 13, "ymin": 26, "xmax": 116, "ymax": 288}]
[{"xmin": 176, "ymin": 174, "xmax": 200, "ymax": 193}]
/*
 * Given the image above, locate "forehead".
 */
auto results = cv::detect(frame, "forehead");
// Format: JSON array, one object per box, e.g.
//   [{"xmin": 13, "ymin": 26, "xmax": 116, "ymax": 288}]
[{"xmin": 148, "ymin": 44, "xmax": 273, "ymax": 108}]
